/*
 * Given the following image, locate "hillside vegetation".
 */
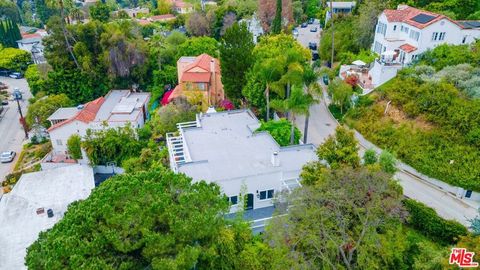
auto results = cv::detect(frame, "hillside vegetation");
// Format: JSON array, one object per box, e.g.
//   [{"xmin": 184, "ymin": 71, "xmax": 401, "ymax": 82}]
[{"xmin": 346, "ymin": 42, "xmax": 480, "ymax": 191}]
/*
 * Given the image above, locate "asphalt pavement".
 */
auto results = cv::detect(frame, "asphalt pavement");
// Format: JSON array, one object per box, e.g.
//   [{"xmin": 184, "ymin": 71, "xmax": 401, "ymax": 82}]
[{"xmin": 0, "ymin": 77, "xmax": 32, "ymax": 181}]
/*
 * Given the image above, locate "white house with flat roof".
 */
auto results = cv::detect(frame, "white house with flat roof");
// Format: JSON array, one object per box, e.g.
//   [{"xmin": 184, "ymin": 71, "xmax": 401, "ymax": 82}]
[
  {"xmin": 47, "ymin": 90, "xmax": 150, "ymax": 160},
  {"xmin": 166, "ymin": 109, "xmax": 317, "ymax": 213},
  {"xmin": 0, "ymin": 165, "xmax": 94, "ymax": 270}
]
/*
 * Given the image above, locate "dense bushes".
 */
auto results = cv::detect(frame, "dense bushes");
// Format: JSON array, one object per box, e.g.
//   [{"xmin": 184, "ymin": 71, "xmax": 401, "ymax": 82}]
[
  {"xmin": 404, "ymin": 199, "xmax": 468, "ymax": 244},
  {"xmin": 0, "ymin": 47, "xmax": 31, "ymax": 71},
  {"xmin": 256, "ymin": 119, "xmax": 300, "ymax": 146},
  {"xmin": 24, "ymin": 64, "xmax": 49, "ymax": 96},
  {"xmin": 347, "ymin": 72, "xmax": 480, "ymax": 190}
]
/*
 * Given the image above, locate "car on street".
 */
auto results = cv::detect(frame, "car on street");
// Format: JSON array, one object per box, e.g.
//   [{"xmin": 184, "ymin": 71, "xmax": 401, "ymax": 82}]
[
  {"xmin": 0, "ymin": 82, "xmax": 7, "ymax": 90},
  {"xmin": 0, "ymin": 151, "xmax": 16, "ymax": 163},
  {"xmin": 292, "ymin": 29, "xmax": 299, "ymax": 37},
  {"xmin": 9, "ymin": 72, "xmax": 23, "ymax": 79},
  {"xmin": 0, "ymin": 70, "xmax": 11, "ymax": 77},
  {"xmin": 308, "ymin": 42, "xmax": 317, "ymax": 50},
  {"xmin": 12, "ymin": 88, "xmax": 22, "ymax": 100},
  {"xmin": 1, "ymin": 100, "xmax": 8, "ymax": 105},
  {"xmin": 322, "ymin": 75, "xmax": 329, "ymax": 85},
  {"xmin": 308, "ymin": 18, "xmax": 314, "ymax": 24},
  {"xmin": 310, "ymin": 27, "xmax": 318, "ymax": 32},
  {"xmin": 301, "ymin": 22, "xmax": 308, "ymax": 28},
  {"xmin": 312, "ymin": 52, "xmax": 319, "ymax": 61}
]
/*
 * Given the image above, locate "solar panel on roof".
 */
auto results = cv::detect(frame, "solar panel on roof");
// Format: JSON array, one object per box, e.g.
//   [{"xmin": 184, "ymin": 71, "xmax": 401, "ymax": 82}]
[
  {"xmin": 461, "ymin": 21, "xmax": 480, "ymax": 29},
  {"xmin": 411, "ymin": 13, "xmax": 436, "ymax": 24}
]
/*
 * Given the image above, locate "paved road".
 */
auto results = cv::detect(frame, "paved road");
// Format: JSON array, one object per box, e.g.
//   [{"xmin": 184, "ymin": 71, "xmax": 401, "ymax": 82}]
[
  {"xmin": 294, "ymin": 20, "xmax": 321, "ymax": 48},
  {"xmin": 0, "ymin": 77, "xmax": 31, "ymax": 181},
  {"xmin": 293, "ymin": 30, "xmax": 478, "ymax": 226}
]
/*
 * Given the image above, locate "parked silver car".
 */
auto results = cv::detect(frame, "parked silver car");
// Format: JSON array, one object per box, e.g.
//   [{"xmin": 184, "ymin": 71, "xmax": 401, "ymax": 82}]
[{"xmin": 0, "ymin": 151, "xmax": 16, "ymax": 163}]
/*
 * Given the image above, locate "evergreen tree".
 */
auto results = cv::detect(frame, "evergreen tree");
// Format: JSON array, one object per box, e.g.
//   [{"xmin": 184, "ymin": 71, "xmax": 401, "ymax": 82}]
[
  {"xmin": 271, "ymin": 0, "xmax": 282, "ymax": 34},
  {"xmin": 219, "ymin": 22, "xmax": 254, "ymax": 102},
  {"xmin": 0, "ymin": 21, "xmax": 6, "ymax": 47}
]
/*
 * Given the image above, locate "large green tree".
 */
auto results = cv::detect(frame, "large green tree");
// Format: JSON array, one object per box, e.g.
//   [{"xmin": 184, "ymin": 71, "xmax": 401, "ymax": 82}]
[
  {"xmin": 266, "ymin": 166, "xmax": 405, "ymax": 269},
  {"xmin": 317, "ymin": 125, "xmax": 360, "ymax": 169},
  {"xmin": 26, "ymin": 169, "xmax": 262, "ymax": 269},
  {"xmin": 220, "ymin": 22, "xmax": 254, "ymax": 102},
  {"xmin": 26, "ymin": 94, "xmax": 74, "ymax": 128},
  {"xmin": 176, "ymin": 36, "xmax": 219, "ymax": 58},
  {"xmin": 81, "ymin": 125, "xmax": 145, "ymax": 166},
  {"xmin": 89, "ymin": 2, "xmax": 110, "ymax": 22}
]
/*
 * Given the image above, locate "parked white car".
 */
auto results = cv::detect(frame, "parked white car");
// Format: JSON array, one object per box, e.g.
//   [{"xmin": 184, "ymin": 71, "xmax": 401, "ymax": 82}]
[{"xmin": 0, "ymin": 151, "xmax": 16, "ymax": 163}]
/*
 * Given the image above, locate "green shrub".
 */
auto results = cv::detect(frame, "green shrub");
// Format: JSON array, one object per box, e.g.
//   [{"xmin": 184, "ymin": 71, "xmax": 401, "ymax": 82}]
[
  {"xmin": 256, "ymin": 119, "xmax": 301, "ymax": 146},
  {"xmin": 0, "ymin": 47, "xmax": 31, "ymax": 71},
  {"xmin": 403, "ymin": 199, "xmax": 468, "ymax": 244}
]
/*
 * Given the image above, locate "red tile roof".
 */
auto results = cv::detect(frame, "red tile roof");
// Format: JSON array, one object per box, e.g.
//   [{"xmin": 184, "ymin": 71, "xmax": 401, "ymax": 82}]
[
  {"xmin": 399, "ymin": 43, "xmax": 417, "ymax": 53},
  {"xmin": 383, "ymin": 6, "xmax": 461, "ymax": 29},
  {"xmin": 48, "ymin": 97, "xmax": 105, "ymax": 132},
  {"xmin": 181, "ymin": 72, "xmax": 211, "ymax": 82},
  {"xmin": 179, "ymin": 54, "xmax": 221, "ymax": 83},
  {"xmin": 21, "ymin": 33, "xmax": 41, "ymax": 39},
  {"xmin": 185, "ymin": 53, "xmax": 220, "ymax": 73},
  {"xmin": 150, "ymin": 14, "xmax": 175, "ymax": 21},
  {"xmin": 173, "ymin": 0, "xmax": 192, "ymax": 8}
]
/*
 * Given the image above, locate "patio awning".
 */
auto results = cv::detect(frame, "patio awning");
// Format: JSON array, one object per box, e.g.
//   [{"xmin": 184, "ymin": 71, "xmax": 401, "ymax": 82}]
[{"xmin": 352, "ymin": 60, "xmax": 366, "ymax": 66}]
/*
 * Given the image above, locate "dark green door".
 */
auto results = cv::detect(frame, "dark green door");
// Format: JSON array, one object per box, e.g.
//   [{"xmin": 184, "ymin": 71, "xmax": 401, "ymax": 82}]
[{"xmin": 245, "ymin": 193, "xmax": 254, "ymax": 210}]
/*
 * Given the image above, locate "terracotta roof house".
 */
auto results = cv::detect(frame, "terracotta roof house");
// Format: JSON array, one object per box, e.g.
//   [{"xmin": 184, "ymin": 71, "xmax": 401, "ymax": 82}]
[
  {"xmin": 47, "ymin": 90, "xmax": 150, "ymax": 162},
  {"xmin": 150, "ymin": 14, "xmax": 176, "ymax": 22},
  {"xmin": 366, "ymin": 4, "xmax": 480, "ymax": 90},
  {"xmin": 170, "ymin": 0, "xmax": 193, "ymax": 14},
  {"xmin": 168, "ymin": 54, "xmax": 224, "ymax": 110}
]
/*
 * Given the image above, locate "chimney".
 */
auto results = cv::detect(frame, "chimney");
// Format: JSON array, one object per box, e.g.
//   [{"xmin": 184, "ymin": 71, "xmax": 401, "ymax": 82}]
[
  {"xmin": 271, "ymin": 151, "xmax": 280, "ymax": 167},
  {"xmin": 397, "ymin": 4, "xmax": 409, "ymax": 10}
]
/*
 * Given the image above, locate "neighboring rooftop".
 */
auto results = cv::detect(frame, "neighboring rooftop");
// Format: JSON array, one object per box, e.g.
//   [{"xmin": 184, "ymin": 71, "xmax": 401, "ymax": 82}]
[
  {"xmin": 48, "ymin": 90, "xmax": 150, "ymax": 131},
  {"xmin": 171, "ymin": 110, "xmax": 317, "ymax": 182},
  {"xmin": 383, "ymin": 5, "xmax": 470, "ymax": 29},
  {"xmin": 0, "ymin": 165, "xmax": 94, "ymax": 270},
  {"xmin": 47, "ymin": 107, "xmax": 79, "ymax": 121},
  {"xmin": 326, "ymin": 1, "xmax": 356, "ymax": 9}
]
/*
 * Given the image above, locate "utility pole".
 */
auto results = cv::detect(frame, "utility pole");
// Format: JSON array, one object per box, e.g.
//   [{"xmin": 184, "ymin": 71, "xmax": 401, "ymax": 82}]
[
  {"xmin": 15, "ymin": 97, "xmax": 29, "ymax": 139},
  {"xmin": 330, "ymin": 0, "xmax": 334, "ymax": 68}
]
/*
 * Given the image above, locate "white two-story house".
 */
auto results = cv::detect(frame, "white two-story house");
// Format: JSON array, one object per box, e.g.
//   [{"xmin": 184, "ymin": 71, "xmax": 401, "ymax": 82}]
[
  {"xmin": 372, "ymin": 5, "xmax": 480, "ymax": 65},
  {"xmin": 47, "ymin": 90, "xmax": 150, "ymax": 162},
  {"xmin": 166, "ymin": 109, "xmax": 317, "ymax": 218}
]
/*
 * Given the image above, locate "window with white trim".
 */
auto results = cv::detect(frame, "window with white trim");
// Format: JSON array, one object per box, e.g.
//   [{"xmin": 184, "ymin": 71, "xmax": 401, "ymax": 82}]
[
  {"xmin": 259, "ymin": 189, "xmax": 274, "ymax": 200},
  {"xmin": 376, "ymin": 22, "xmax": 387, "ymax": 35},
  {"xmin": 227, "ymin": 195, "xmax": 238, "ymax": 205},
  {"xmin": 462, "ymin": 36, "xmax": 467, "ymax": 44},
  {"xmin": 432, "ymin": 32, "xmax": 439, "ymax": 41},
  {"xmin": 374, "ymin": 41, "xmax": 382, "ymax": 54},
  {"xmin": 409, "ymin": 30, "xmax": 420, "ymax": 41},
  {"xmin": 401, "ymin": 25, "xmax": 409, "ymax": 33},
  {"xmin": 56, "ymin": 139, "xmax": 62, "ymax": 146}
]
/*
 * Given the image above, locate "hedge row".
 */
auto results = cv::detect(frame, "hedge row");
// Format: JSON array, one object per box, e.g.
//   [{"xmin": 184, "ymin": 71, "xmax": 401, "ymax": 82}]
[{"xmin": 403, "ymin": 199, "xmax": 468, "ymax": 244}]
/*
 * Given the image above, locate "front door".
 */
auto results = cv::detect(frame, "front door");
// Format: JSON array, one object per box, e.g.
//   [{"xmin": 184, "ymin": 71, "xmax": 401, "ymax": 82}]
[{"xmin": 245, "ymin": 193, "xmax": 254, "ymax": 210}]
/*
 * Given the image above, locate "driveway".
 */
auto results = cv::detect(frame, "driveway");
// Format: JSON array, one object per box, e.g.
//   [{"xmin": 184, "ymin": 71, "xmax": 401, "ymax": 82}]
[{"xmin": 0, "ymin": 77, "xmax": 32, "ymax": 181}]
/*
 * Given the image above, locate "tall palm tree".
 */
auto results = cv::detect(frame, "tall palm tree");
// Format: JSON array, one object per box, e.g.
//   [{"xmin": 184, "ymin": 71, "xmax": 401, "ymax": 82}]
[
  {"xmin": 302, "ymin": 67, "xmax": 320, "ymax": 143},
  {"xmin": 253, "ymin": 58, "xmax": 283, "ymax": 121},
  {"xmin": 271, "ymin": 85, "xmax": 316, "ymax": 145}
]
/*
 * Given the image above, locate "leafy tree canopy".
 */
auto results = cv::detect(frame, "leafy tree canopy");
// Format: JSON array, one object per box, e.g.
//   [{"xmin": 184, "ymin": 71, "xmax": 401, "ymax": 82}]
[
  {"xmin": 26, "ymin": 94, "xmax": 74, "ymax": 128},
  {"xmin": 26, "ymin": 169, "xmax": 262, "ymax": 269},
  {"xmin": 256, "ymin": 119, "xmax": 301, "ymax": 146},
  {"xmin": 266, "ymin": 166, "xmax": 405, "ymax": 269},
  {"xmin": 317, "ymin": 125, "xmax": 360, "ymax": 169},
  {"xmin": 176, "ymin": 36, "xmax": 219, "ymax": 59}
]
